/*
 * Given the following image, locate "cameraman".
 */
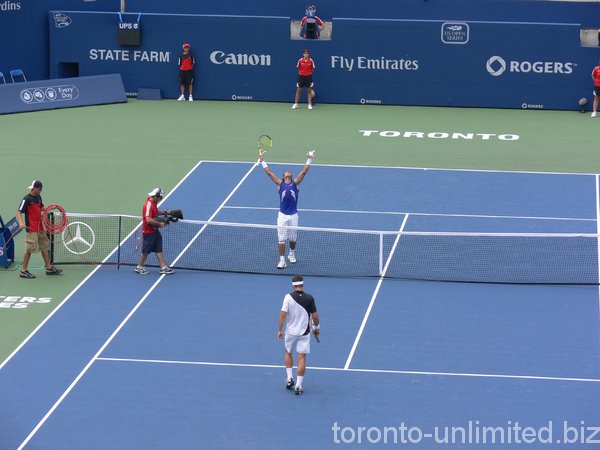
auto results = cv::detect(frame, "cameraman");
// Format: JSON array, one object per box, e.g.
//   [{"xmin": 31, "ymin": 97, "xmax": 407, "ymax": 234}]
[{"xmin": 135, "ymin": 188, "xmax": 174, "ymax": 275}]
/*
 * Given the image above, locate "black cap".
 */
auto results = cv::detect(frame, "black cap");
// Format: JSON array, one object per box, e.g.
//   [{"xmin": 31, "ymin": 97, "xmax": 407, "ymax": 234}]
[{"xmin": 28, "ymin": 180, "xmax": 43, "ymax": 190}]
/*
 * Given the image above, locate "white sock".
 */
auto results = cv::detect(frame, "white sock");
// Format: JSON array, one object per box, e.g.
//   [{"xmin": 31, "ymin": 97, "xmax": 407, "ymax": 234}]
[
  {"xmin": 286, "ymin": 368, "xmax": 293, "ymax": 379},
  {"xmin": 296, "ymin": 375, "xmax": 304, "ymax": 387},
  {"xmin": 289, "ymin": 250, "xmax": 295, "ymax": 256}
]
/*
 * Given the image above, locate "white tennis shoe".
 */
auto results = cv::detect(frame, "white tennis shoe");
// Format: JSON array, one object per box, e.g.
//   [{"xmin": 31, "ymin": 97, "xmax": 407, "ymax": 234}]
[
  {"xmin": 135, "ymin": 266, "xmax": 149, "ymax": 275},
  {"xmin": 308, "ymin": 104, "xmax": 313, "ymax": 110},
  {"xmin": 177, "ymin": 95, "xmax": 185, "ymax": 102},
  {"xmin": 277, "ymin": 260, "xmax": 287, "ymax": 269},
  {"xmin": 288, "ymin": 253, "xmax": 296, "ymax": 264},
  {"xmin": 189, "ymin": 96, "xmax": 194, "ymax": 102},
  {"xmin": 592, "ymin": 111, "xmax": 597, "ymax": 118},
  {"xmin": 292, "ymin": 103, "xmax": 298, "ymax": 110}
]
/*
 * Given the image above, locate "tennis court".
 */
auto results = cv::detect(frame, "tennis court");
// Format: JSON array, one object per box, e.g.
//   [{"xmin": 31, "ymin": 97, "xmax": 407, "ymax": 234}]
[{"xmin": 1, "ymin": 160, "xmax": 598, "ymax": 449}]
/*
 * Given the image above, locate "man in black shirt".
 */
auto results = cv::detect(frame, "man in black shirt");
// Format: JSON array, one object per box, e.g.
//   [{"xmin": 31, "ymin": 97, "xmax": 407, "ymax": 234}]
[{"xmin": 177, "ymin": 43, "xmax": 195, "ymax": 102}]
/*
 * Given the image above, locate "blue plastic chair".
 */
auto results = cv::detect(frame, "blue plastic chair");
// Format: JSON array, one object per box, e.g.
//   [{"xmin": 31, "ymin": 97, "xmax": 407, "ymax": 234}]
[
  {"xmin": 10, "ymin": 69, "xmax": 26, "ymax": 82},
  {"xmin": 0, "ymin": 71, "xmax": 5, "ymax": 84}
]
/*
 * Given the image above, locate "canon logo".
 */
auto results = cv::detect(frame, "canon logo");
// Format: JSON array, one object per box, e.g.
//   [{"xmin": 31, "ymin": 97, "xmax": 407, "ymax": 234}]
[
  {"xmin": 486, "ymin": 56, "xmax": 575, "ymax": 76},
  {"xmin": 210, "ymin": 51, "xmax": 271, "ymax": 66}
]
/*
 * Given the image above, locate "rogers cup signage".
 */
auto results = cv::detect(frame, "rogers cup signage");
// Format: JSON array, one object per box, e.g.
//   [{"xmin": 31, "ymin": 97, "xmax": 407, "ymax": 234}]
[{"xmin": 486, "ymin": 55, "xmax": 575, "ymax": 76}]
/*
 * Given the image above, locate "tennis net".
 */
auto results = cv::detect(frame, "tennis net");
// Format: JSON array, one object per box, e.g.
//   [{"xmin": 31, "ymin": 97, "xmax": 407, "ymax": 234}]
[{"xmin": 50, "ymin": 213, "xmax": 600, "ymax": 284}]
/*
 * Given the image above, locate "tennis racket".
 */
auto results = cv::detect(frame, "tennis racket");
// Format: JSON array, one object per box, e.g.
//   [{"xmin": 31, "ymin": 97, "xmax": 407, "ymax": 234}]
[
  {"xmin": 311, "ymin": 320, "xmax": 320, "ymax": 343},
  {"xmin": 258, "ymin": 134, "xmax": 272, "ymax": 156}
]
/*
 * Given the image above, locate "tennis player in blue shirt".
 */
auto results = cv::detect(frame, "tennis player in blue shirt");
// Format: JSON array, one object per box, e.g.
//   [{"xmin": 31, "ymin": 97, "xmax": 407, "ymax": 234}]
[{"xmin": 259, "ymin": 150, "xmax": 315, "ymax": 268}]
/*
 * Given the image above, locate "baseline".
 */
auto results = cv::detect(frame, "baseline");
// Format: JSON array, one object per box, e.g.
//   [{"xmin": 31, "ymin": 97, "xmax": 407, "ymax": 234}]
[{"xmin": 97, "ymin": 357, "xmax": 600, "ymax": 384}]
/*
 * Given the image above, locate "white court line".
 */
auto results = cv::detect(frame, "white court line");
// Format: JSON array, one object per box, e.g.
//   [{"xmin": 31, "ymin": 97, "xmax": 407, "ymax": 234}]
[
  {"xmin": 10, "ymin": 160, "xmax": 599, "ymax": 446},
  {"xmin": 206, "ymin": 159, "xmax": 599, "ymax": 177},
  {"xmin": 17, "ymin": 162, "xmax": 259, "ymax": 450},
  {"xmin": 596, "ymin": 175, "xmax": 600, "ymax": 318},
  {"xmin": 222, "ymin": 205, "xmax": 594, "ymax": 222},
  {"xmin": 344, "ymin": 214, "xmax": 410, "ymax": 370},
  {"xmin": 0, "ymin": 162, "xmax": 205, "ymax": 374},
  {"xmin": 96, "ymin": 357, "xmax": 600, "ymax": 384}
]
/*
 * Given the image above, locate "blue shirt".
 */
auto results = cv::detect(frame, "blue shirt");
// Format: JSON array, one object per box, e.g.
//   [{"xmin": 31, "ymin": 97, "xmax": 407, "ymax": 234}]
[{"xmin": 279, "ymin": 181, "xmax": 299, "ymax": 215}]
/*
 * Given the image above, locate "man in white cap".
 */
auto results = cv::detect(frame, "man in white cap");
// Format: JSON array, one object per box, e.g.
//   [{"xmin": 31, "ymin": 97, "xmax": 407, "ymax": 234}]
[
  {"xmin": 135, "ymin": 188, "xmax": 174, "ymax": 275},
  {"xmin": 16, "ymin": 180, "xmax": 62, "ymax": 278},
  {"xmin": 277, "ymin": 275, "xmax": 320, "ymax": 395}
]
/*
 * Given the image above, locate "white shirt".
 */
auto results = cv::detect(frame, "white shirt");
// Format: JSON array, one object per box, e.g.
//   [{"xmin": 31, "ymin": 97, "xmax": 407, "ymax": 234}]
[{"xmin": 281, "ymin": 291, "xmax": 316, "ymax": 336}]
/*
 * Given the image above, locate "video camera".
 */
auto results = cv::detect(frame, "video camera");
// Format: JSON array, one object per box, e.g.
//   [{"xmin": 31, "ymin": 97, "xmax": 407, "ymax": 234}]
[{"xmin": 154, "ymin": 209, "xmax": 184, "ymax": 226}]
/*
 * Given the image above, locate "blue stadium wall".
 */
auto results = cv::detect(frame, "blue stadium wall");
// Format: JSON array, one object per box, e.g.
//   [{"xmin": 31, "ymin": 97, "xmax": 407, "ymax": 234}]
[
  {"xmin": 2, "ymin": 0, "xmax": 600, "ymax": 109},
  {"xmin": 48, "ymin": 11, "xmax": 597, "ymax": 109}
]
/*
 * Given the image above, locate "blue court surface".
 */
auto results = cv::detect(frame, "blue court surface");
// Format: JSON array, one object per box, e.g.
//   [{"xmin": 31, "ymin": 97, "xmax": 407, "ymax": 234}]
[{"xmin": 1, "ymin": 161, "xmax": 599, "ymax": 449}]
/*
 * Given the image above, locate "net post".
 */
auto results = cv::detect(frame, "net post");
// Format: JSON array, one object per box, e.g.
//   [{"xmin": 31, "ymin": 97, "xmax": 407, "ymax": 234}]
[
  {"xmin": 379, "ymin": 232, "xmax": 383, "ymax": 275},
  {"xmin": 49, "ymin": 212, "xmax": 55, "ymax": 264},
  {"xmin": 117, "ymin": 215, "xmax": 122, "ymax": 269}
]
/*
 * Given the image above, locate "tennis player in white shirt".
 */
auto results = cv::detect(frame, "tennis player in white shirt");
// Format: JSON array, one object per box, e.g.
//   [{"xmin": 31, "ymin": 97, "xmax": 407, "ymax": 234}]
[{"xmin": 277, "ymin": 275, "xmax": 320, "ymax": 395}]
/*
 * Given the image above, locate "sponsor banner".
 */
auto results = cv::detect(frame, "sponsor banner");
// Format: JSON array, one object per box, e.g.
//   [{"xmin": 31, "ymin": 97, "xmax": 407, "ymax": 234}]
[
  {"xmin": 231, "ymin": 95, "xmax": 254, "ymax": 101},
  {"xmin": 210, "ymin": 50, "xmax": 271, "ymax": 66},
  {"xmin": 3, "ymin": 0, "xmax": 600, "ymax": 89},
  {"xmin": 0, "ymin": 74, "xmax": 126, "ymax": 114},
  {"xmin": 53, "ymin": 11, "xmax": 71, "ymax": 27},
  {"xmin": 0, "ymin": 1, "xmax": 21, "ymax": 11},
  {"xmin": 62, "ymin": 222, "xmax": 96, "ymax": 255},
  {"xmin": 0, "ymin": 296, "xmax": 51, "ymax": 309},
  {"xmin": 486, "ymin": 55, "xmax": 576, "ymax": 77},
  {"xmin": 359, "ymin": 130, "xmax": 520, "ymax": 141},
  {"xmin": 20, "ymin": 85, "xmax": 79, "ymax": 103},
  {"xmin": 441, "ymin": 22, "xmax": 469, "ymax": 44},
  {"xmin": 89, "ymin": 49, "xmax": 171, "ymax": 63},
  {"xmin": 331, "ymin": 55, "xmax": 419, "ymax": 72},
  {"xmin": 48, "ymin": 13, "xmax": 590, "ymax": 109}
]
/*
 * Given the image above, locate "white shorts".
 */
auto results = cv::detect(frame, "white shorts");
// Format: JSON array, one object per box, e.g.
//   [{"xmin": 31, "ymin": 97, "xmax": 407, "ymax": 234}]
[
  {"xmin": 284, "ymin": 333, "xmax": 310, "ymax": 355},
  {"xmin": 277, "ymin": 212, "xmax": 298, "ymax": 243}
]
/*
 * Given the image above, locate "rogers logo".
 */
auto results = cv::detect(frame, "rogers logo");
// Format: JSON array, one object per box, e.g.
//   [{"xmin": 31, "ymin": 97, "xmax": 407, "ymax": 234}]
[
  {"xmin": 486, "ymin": 56, "xmax": 506, "ymax": 76},
  {"xmin": 486, "ymin": 55, "xmax": 575, "ymax": 77}
]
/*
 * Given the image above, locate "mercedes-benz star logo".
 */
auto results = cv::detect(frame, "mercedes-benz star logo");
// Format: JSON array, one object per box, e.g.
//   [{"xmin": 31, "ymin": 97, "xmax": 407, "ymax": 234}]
[{"xmin": 62, "ymin": 222, "xmax": 96, "ymax": 255}]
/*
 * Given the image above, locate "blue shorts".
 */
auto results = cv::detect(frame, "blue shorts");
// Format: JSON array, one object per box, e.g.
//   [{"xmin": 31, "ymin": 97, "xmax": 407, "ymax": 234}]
[{"xmin": 142, "ymin": 231, "xmax": 163, "ymax": 254}]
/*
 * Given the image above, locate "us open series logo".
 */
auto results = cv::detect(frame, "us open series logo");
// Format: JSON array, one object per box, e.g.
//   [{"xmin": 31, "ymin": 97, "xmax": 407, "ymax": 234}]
[
  {"xmin": 53, "ymin": 12, "xmax": 72, "ymax": 28},
  {"xmin": 441, "ymin": 22, "xmax": 469, "ymax": 45}
]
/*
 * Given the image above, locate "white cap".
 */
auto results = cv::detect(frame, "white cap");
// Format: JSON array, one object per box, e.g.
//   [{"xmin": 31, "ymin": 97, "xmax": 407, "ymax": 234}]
[{"xmin": 148, "ymin": 187, "xmax": 164, "ymax": 197}]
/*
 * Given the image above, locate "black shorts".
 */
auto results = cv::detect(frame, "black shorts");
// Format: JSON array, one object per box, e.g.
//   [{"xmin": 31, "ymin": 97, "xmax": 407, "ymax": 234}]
[
  {"xmin": 594, "ymin": 86, "xmax": 600, "ymax": 97},
  {"xmin": 297, "ymin": 75, "xmax": 313, "ymax": 88},
  {"xmin": 142, "ymin": 231, "xmax": 163, "ymax": 254},
  {"xmin": 180, "ymin": 70, "xmax": 194, "ymax": 86}
]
